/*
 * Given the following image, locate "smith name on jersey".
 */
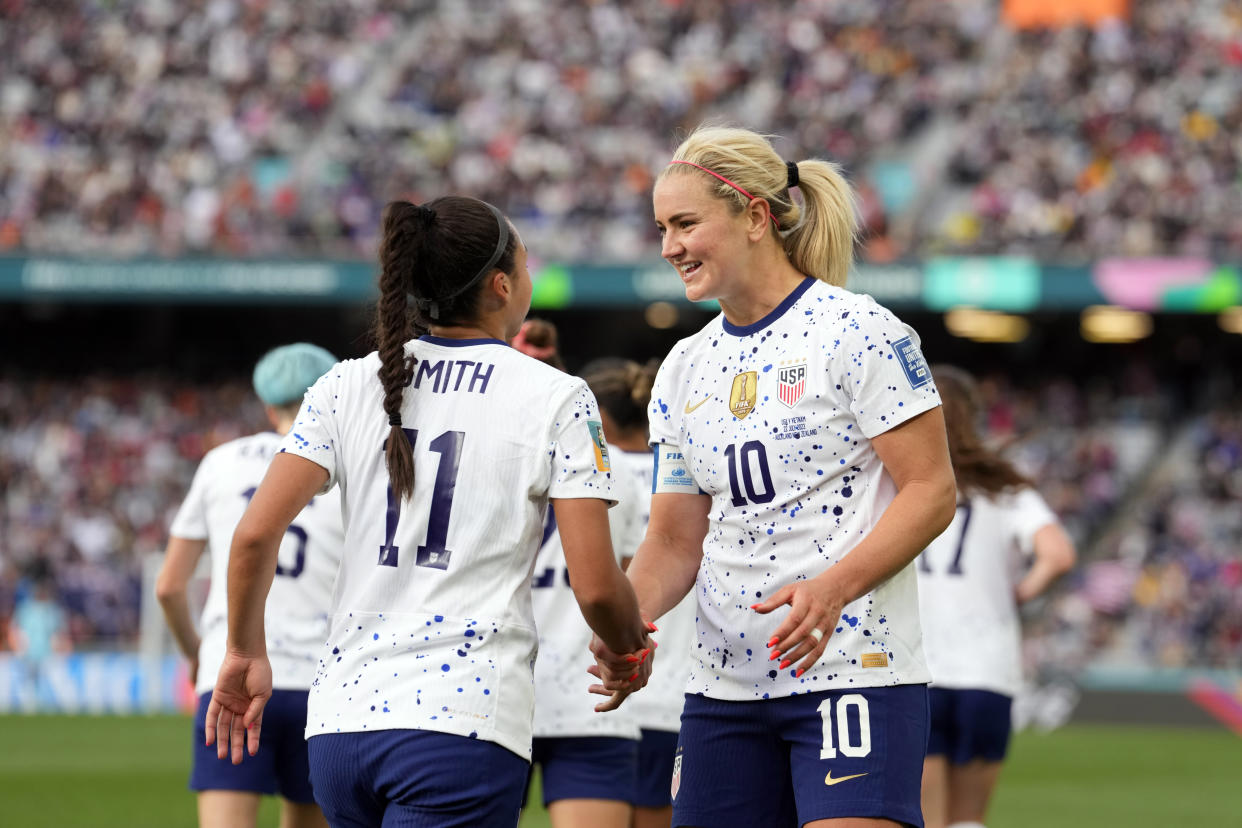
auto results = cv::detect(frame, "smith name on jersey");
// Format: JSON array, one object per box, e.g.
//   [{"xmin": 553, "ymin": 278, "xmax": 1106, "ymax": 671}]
[
  {"xmin": 649, "ymin": 278, "xmax": 940, "ymax": 701},
  {"xmin": 279, "ymin": 336, "xmax": 615, "ymax": 759}
]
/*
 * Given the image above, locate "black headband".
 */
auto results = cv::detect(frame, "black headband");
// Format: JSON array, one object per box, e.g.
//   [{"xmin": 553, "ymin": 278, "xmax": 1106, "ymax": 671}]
[
  {"xmin": 786, "ymin": 161, "xmax": 799, "ymax": 189},
  {"xmin": 420, "ymin": 201, "xmax": 510, "ymax": 321}
]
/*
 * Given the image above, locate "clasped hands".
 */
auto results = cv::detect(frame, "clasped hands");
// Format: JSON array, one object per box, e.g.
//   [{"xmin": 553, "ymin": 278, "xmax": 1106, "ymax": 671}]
[{"xmin": 587, "ymin": 620, "xmax": 658, "ymax": 713}]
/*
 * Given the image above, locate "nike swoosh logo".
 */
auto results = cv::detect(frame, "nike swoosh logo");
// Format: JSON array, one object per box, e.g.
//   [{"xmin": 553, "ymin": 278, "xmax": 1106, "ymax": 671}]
[
  {"xmin": 684, "ymin": 396, "xmax": 712, "ymax": 414},
  {"xmin": 823, "ymin": 771, "xmax": 868, "ymax": 786}
]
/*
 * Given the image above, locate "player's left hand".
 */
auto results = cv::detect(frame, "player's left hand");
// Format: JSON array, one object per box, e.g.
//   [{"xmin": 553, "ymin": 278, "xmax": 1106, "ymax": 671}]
[
  {"xmin": 204, "ymin": 650, "xmax": 272, "ymax": 765},
  {"xmin": 750, "ymin": 572, "xmax": 845, "ymax": 678}
]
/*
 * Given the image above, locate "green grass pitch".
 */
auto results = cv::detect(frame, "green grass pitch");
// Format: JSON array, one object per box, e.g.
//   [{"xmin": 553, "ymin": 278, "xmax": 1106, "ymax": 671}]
[{"xmin": 0, "ymin": 715, "xmax": 1235, "ymax": 827}]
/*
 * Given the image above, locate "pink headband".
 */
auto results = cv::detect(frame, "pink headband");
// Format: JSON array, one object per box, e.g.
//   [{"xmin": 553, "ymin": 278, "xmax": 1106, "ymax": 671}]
[{"xmin": 668, "ymin": 160, "xmax": 780, "ymax": 229}]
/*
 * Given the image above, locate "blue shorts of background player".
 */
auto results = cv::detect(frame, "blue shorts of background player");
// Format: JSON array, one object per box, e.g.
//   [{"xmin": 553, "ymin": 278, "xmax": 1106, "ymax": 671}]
[
  {"xmin": 926, "ymin": 688, "xmax": 1012, "ymax": 763},
  {"xmin": 634, "ymin": 729, "xmax": 680, "ymax": 808},
  {"xmin": 190, "ymin": 689, "xmax": 314, "ymax": 801},
  {"xmin": 308, "ymin": 729, "xmax": 528, "ymax": 828},
  {"xmin": 672, "ymin": 685, "xmax": 929, "ymax": 828},
  {"xmin": 527, "ymin": 735, "xmax": 639, "ymax": 807}
]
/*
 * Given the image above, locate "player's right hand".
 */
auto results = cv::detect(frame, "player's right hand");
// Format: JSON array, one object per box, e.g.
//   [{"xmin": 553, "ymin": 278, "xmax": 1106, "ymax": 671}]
[
  {"xmin": 204, "ymin": 650, "xmax": 272, "ymax": 765},
  {"xmin": 587, "ymin": 626, "xmax": 657, "ymax": 711}
]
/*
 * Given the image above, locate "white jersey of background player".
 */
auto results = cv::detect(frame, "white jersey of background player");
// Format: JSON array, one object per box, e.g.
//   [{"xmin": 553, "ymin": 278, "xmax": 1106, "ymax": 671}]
[
  {"xmin": 917, "ymin": 487, "xmax": 1060, "ymax": 697},
  {"xmin": 170, "ymin": 430, "xmax": 342, "ymax": 696},
  {"xmin": 608, "ymin": 446, "xmax": 694, "ymax": 733},
  {"xmin": 650, "ymin": 278, "xmax": 940, "ymax": 698},
  {"xmin": 531, "ymin": 450, "xmax": 644, "ymax": 739},
  {"xmin": 205, "ymin": 198, "xmax": 650, "ymax": 828}
]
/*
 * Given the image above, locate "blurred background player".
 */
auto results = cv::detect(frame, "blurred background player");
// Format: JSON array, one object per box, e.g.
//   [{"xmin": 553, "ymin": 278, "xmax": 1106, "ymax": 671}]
[
  {"xmin": 7, "ymin": 559, "xmax": 70, "ymax": 712},
  {"xmin": 581, "ymin": 355, "xmax": 693, "ymax": 828},
  {"xmin": 156, "ymin": 342, "xmax": 341, "ymax": 828},
  {"xmin": 600, "ymin": 124, "xmax": 957, "ymax": 828},
  {"xmin": 205, "ymin": 197, "xmax": 653, "ymax": 827},
  {"xmin": 514, "ymin": 321, "xmax": 645, "ymax": 828},
  {"xmin": 916, "ymin": 365, "xmax": 1077, "ymax": 828}
]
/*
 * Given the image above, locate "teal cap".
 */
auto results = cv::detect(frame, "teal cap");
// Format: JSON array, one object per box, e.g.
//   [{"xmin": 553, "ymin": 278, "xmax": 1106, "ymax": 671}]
[{"xmin": 252, "ymin": 343, "xmax": 338, "ymax": 407}]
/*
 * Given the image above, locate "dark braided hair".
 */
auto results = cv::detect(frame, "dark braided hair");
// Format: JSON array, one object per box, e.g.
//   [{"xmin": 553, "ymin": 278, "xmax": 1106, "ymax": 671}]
[
  {"xmin": 375, "ymin": 197, "xmax": 516, "ymax": 501},
  {"xmin": 933, "ymin": 364, "xmax": 1033, "ymax": 498}
]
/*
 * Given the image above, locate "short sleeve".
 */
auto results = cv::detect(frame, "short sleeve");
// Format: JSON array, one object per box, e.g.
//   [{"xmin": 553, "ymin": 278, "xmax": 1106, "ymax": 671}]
[
  {"xmin": 168, "ymin": 452, "xmax": 213, "ymax": 540},
  {"xmin": 1009, "ymin": 488, "xmax": 1058, "ymax": 557},
  {"xmin": 546, "ymin": 380, "xmax": 615, "ymax": 503},
  {"xmin": 278, "ymin": 370, "xmax": 341, "ymax": 495},
  {"xmin": 647, "ymin": 358, "xmax": 681, "ymax": 449},
  {"xmin": 836, "ymin": 301, "xmax": 941, "ymax": 439}
]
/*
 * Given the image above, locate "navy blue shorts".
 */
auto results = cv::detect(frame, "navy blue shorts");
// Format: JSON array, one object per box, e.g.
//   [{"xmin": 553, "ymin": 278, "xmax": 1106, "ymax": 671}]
[
  {"xmin": 190, "ymin": 689, "xmax": 314, "ymax": 802},
  {"xmin": 528, "ymin": 735, "xmax": 638, "ymax": 807},
  {"xmin": 672, "ymin": 685, "xmax": 928, "ymax": 828},
  {"xmin": 926, "ymin": 688, "xmax": 1012, "ymax": 764},
  {"xmin": 308, "ymin": 729, "xmax": 528, "ymax": 828},
  {"xmin": 634, "ymin": 729, "xmax": 679, "ymax": 808}
]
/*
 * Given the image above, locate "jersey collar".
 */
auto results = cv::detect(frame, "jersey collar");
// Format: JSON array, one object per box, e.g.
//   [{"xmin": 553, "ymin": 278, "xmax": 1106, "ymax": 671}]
[
  {"xmin": 417, "ymin": 335, "xmax": 509, "ymax": 348},
  {"xmin": 721, "ymin": 277, "xmax": 815, "ymax": 337}
]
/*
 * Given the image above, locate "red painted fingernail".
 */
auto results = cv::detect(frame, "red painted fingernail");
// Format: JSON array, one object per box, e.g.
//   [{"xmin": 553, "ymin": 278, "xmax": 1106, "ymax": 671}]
[
  {"xmin": 767, "ymin": 636, "xmax": 779, "ymax": 647},
  {"xmin": 768, "ymin": 650, "xmax": 781, "ymax": 661},
  {"xmin": 626, "ymin": 655, "xmax": 639, "ymax": 663},
  {"xmin": 779, "ymin": 659, "xmax": 791, "ymax": 670},
  {"xmin": 629, "ymin": 672, "xmax": 639, "ymax": 682},
  {"xmin": 646, "ymin": 622, "xmax": 659, "ymax": 632},
  {"xmin": 750, "ymin": 603, "xmax": 762, "ymax": 610},
  {"xmin": 795, "ymin": 668, "xmax": 806, "ymax": 678},
  {"xmin": 653, "ymin": 640, "xmax": 659, "ymax": 649}
]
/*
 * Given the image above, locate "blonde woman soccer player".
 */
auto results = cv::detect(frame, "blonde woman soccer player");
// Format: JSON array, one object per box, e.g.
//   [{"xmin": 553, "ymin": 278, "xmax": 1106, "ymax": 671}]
[
  {"xmin": 916, "ymin": 366, "xmax": 1076, "ymax": 828},
  {"xmin": 583, "ymin": 357, "xmax": 695, "ymax": 828},
  {"xmin": 595, "ymin": 126, "xmax": 957, "ymax": 828},
  {"xmin": 205, "ymin": 197, "xmax": 652, "ymax": 828},
  {"xmin": 157, "ymin": 342, "xmax": 341, "ymax": 828}
]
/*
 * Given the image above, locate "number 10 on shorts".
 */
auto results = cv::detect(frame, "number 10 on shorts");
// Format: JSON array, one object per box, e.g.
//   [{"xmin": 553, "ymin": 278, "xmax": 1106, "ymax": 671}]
[{"xmin": 818, "ymin": 694, "xmax": 872, "ymax": 758}]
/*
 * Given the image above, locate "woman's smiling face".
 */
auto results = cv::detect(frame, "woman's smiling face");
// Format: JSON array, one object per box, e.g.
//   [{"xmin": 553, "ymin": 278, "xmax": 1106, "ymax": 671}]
[{"xmin": 653, "ymin": 172, "xmax": 751, "ymax": 304}]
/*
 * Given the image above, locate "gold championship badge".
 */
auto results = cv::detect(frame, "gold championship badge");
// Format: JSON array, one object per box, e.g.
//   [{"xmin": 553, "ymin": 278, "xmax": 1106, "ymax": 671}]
[{"xmin": 729, "ymin": 371, "xmax": 758, "ymax": 419}]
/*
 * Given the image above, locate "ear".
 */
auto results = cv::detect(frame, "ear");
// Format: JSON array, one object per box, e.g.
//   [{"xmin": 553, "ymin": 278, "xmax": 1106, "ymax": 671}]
[
  {"xmin": 478, "ymin": 269, "xmax": 510, "ymax": 308},
  {"xmin": 744, "ymin": 197, "xmax": 772, "ymax": 242}
]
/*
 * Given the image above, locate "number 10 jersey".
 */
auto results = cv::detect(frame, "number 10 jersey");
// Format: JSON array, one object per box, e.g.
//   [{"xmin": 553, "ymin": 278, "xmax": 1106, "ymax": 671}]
[{"xmin": 649, "ymin": 278, "xmax": 940, "ymax": 701}]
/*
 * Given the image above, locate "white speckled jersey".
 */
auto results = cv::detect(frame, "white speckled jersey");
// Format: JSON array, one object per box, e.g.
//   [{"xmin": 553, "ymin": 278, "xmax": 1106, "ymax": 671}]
[
  {"xmin": 916, "ymin": 488, "xmax": 1057, "ymax": 697},
  {"xmin": 611, "ymin": 447, "xmax": 698, "ymax": 733},
  {"xmin": 169, "ymin": 431, "xmax": 344, "ymax": 696},
  {"xmin": 530, "ymin": 442, "xmax": 641, "ymax": 739},
  {"xmin": 279, "ymin": 336, "xmax": 615, "ymax": 759},
  {"xmin": 648, "ymin": 278, "xmax": 939, "ymax": 701}
]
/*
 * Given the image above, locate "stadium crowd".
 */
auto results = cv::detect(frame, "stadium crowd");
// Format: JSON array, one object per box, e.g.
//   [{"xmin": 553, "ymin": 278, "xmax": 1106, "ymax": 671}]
[{"xmin": 3, "ymin": 1, "xmax": 1238, "ymax": 262}]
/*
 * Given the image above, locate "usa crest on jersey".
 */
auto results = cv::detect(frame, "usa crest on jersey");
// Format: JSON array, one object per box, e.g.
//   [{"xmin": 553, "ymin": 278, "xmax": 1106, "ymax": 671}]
[
  {"xmin": 777, "ymin": 362, "xmax": 807, "ymax": 407},
  {"xmin": 670, "ymin": 748, "xmax": 683, "ymax": 800}
]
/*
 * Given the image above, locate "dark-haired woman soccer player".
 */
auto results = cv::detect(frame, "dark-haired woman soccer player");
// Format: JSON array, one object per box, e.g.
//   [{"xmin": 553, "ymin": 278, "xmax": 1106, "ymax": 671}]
[
  {"xmin": 158, "ymin": 342, "xmax": 340, "ymax": 828},
  {"xmin": 917, "ymin": 366, "xmax": 1075, "ymax": 828},
  {"xmin": 206, "ymin": 196, "xmax": 652, "ymax": 827},
  {"xmin": 597, "ymin": 125, "xmax": 957, "ymax": 828}
]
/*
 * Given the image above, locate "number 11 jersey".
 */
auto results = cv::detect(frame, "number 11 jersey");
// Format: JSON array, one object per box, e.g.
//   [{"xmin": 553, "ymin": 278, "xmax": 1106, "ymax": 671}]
[
  {"xmin": 649, "ymin": 278, "xmax": 940, "ymax": 701},
  {"xmin": 280, "ymin": 336, "xmax": 616, "ymax": 759}
]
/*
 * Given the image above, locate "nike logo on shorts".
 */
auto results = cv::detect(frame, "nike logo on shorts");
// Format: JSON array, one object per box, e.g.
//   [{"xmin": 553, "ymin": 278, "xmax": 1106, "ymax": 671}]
[{"xmin": 823, "ymin": 771, "xmax": 868, "ymax": 786}]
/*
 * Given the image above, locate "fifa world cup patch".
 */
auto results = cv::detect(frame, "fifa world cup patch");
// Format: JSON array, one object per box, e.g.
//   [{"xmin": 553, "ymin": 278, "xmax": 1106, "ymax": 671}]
[
  {"xmin": 861, "ymin": 652, "xmax": 889, "ymax": 668},
  {"xmin": 890, "ymin": 336, "xmax": 931, "ymax": 389},
  {"xmin": 587, "ymin": 420, "xmax": 611, "ymax": 472},
  {"xmin": 729, "ymin": 371, "xmax": 758, "ymax": 419},
  {"xmin": 777, "ymin": 360, "xmax": 807, "ymax": 407}
]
